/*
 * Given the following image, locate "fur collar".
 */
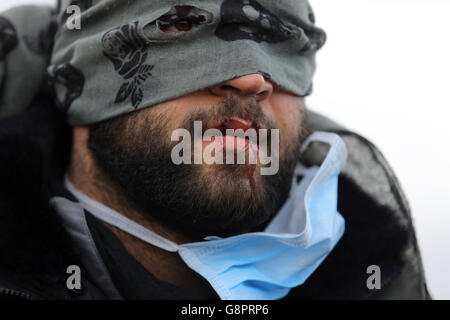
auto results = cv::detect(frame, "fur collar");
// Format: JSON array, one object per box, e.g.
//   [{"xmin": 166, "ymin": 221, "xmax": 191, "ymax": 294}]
[{"xmin": 0, "ymin": 92, "xmax": 76, "ymax": 298}]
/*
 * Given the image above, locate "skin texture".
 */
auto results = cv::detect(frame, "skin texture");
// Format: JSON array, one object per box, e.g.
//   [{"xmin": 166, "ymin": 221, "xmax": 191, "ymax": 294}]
[{"xmin": 69, "ymin": 73, "xmax": 307, "ymax": 298}]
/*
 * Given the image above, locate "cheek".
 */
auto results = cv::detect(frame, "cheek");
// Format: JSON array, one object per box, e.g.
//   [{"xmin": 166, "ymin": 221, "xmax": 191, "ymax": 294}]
[
  {"xmin": 149, "ymin": 100, "xmax": 187, "ymax": 131},
  {"xmin": 267, "ymin": 93, "xmax": 305, "ymax": 142},
  {"xmin": 151, "ymin": 91, "xmax": 215, "ymax": 129}
]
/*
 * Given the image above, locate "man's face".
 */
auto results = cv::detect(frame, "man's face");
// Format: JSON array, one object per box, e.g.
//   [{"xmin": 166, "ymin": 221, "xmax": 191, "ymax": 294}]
[{"xmin": 88, "ymin": 74, "xmax": 308, "ymax": 238}]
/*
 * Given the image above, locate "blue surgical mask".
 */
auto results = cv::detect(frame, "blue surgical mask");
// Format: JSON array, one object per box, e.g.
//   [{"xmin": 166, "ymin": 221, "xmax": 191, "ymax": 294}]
[{"xmin": 64, "ymin": 131, "xmax": 347, "ymax": 300}]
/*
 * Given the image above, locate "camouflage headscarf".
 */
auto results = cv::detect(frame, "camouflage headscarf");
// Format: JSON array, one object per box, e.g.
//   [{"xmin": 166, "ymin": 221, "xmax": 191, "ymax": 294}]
[{"xmin": 0, "ymin": 0, "xmax": 325, "ymax": 125}]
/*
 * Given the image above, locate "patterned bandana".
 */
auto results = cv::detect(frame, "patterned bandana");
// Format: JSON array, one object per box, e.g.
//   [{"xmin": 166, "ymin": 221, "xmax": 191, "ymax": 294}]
[{"xmin": 0, "ymin": 0, "xmax": 326, "ymax": 125}]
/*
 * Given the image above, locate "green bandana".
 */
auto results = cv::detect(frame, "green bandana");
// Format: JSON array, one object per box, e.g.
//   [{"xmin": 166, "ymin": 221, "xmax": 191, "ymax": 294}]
[{"xmin": 1, "ymin": 0, "xmax": 325, "ymax": 125}]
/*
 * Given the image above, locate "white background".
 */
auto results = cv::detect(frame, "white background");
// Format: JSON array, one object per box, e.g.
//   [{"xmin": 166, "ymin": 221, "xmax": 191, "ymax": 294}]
[{"xmin": 1, "ymin": 0, "xmax": 449, "ymax": 299}]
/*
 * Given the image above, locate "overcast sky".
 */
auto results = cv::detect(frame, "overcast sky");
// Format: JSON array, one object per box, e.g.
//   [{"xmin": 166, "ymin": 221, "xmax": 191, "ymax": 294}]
[{"xmin": 1, "ymin": 0, "xmax": 449, "ymax": 299}]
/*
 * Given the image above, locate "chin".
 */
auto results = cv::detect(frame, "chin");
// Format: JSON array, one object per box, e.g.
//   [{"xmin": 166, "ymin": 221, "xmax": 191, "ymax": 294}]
[{"xmin": 198, "ymin": 164, "xmax": 268, "ymax": 216}]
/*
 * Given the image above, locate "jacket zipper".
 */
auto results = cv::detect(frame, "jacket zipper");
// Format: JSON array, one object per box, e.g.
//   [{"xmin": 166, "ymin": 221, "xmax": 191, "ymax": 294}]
[{"xmin": 0, "ymin": 287, "xmax": 33, "ymax": 300}]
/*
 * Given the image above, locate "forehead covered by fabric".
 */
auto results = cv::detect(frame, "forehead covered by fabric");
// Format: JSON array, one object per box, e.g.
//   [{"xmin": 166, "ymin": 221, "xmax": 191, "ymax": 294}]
[{"xmin": 51, "ymin": 0, "xmax": 326, "ymax": 125}]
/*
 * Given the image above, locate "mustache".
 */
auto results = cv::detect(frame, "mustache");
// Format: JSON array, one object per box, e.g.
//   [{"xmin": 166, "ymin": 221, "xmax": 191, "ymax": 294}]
[{"xmin": 180, "ymin": 95, "xmax": 278, "ymax": 136}]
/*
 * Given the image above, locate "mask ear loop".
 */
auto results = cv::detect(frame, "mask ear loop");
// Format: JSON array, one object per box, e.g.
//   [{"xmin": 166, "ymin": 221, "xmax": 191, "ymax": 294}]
[
  {"xmin": 301, "ymin": 132, "xmax": 348, "ymax": 173},
  {"xmin": 264, "ymin": 136, "xmax": 325, "ymax": 237},
  {"xmin": 64, "ymin": 174, "xmax": 180, "ymax": 253},
  {"xmin": 301, "ymin": 131, "xmax": 342, "ymax": 154},
  {"xmin": 301, "ymin": 131, "xmax": 348, "ymax": 207}
]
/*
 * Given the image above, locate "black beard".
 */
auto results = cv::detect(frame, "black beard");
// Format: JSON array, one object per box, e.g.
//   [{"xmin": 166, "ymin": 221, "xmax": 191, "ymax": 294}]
[{"xmin": 88, "ymin": 96, "xmax": 307, "ymax": 238}]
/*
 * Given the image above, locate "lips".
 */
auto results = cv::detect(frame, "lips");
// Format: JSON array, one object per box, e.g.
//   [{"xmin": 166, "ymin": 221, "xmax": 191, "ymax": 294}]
[
  {"xmin": 221, "ymin": 118, "xmax": 257, "ymax": 132},
  {"xmin": 211, "ymin": 117, "xmax": 260, "ymax": 140},
  {"xmin": 207, "ymin": 117, "xmax": 260, "ymax": 155}
]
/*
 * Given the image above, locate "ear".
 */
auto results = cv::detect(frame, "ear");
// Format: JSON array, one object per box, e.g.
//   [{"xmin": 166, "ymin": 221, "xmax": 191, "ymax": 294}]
[
  {"xmin": 68, "ymin": 125, "xmax": 93, "ymax": 179},
  {"xmin": 73, "ymin": 125, "xmax": 90, "ymax": 146}
]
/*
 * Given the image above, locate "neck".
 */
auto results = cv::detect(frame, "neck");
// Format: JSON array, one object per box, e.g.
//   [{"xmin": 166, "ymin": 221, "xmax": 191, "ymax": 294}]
[{"xmin": 68, "ymin": 128, "xmax": 216, "ymax": 299}]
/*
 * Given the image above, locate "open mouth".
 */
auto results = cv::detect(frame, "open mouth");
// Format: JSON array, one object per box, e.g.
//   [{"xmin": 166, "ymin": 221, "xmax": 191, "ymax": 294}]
[
  {"xmin": 208, "ymin": 117, "xmax": 261, "ymax": 153},
  {"xmin": 201, "ymin": 117, "xmax": 263, "ymax": 189}
]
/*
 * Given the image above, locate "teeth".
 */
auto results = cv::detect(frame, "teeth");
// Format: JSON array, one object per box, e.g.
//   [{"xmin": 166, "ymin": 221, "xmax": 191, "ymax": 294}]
[{"xmin": 248, "ymin": 140, "xmax": 258, "ymax": 163}]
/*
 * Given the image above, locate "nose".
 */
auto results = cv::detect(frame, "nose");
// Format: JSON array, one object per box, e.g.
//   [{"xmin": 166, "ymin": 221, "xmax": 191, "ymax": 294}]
[{"xmin": 209, "ymin": 73, "xmax": 273, "ymax": 101}]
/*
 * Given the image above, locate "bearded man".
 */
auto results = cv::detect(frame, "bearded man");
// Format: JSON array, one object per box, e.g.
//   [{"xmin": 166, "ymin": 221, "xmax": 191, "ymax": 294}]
[{"xmin": 0, "ymin": 0, "xmax": 429, "ymax": 300}]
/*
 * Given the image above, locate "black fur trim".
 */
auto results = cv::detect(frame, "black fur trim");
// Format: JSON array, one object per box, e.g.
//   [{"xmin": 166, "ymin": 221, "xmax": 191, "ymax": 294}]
[
  {"xmin": 0, "ymin": 92, "xmax": 77, "ymax": 297},
  {"xmin": 287, "ymin": 174, "xmax": 410, "ymax": 299}
]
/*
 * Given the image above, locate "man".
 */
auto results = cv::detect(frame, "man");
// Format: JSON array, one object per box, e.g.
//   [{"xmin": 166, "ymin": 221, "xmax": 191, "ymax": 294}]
[{"xmin": 0, "ymin": 0, "xmax": 429, "ymax": 300}]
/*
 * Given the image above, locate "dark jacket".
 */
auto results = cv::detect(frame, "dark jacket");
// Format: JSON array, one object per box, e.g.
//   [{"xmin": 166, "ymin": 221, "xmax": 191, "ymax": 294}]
[{"xmin": 0, "ymin": 91, "xmax": 430, "ymax": 300}]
